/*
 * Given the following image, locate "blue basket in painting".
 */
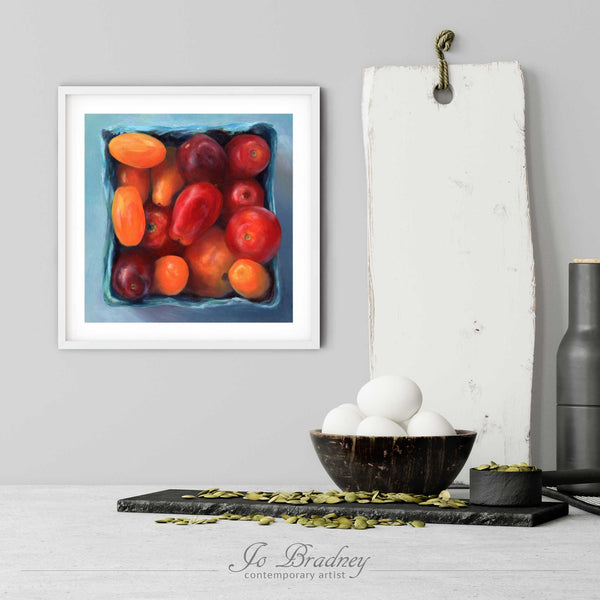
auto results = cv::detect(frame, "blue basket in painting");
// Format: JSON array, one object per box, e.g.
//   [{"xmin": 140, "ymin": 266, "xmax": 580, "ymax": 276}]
[{"xmin": 101, "ymin": 123, "xmax": 279, "ymax": 310}]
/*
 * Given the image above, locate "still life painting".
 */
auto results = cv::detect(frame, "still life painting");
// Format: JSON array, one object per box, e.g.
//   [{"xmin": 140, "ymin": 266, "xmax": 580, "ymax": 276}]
[
  {"xmin": 92, "ymin": 115, "xmax": 289, "ymax": 320},
  {"xmin": 60, "ymin": 87, "xmax": 319, "ymax": 348}
]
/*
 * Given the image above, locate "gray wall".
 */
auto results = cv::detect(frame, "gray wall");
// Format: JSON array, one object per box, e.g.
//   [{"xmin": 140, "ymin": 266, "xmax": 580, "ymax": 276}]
[{"xmin": 2, "ymin": 0, "xmax": 598, "ymax": 484}]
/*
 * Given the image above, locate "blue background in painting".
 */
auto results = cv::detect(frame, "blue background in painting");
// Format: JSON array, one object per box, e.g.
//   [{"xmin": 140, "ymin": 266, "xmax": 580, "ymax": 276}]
[{"xmin": 84, "ymin": 113, "xmax": 293, "ymax": 323}]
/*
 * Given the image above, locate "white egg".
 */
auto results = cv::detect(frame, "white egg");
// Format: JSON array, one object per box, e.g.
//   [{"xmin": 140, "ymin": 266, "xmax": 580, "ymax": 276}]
[
  {"xmin": 337, "ymin": 403, "xmax": 364, "ymax": 417},
  {"xmin": 356, "ymin": 416, "xmax": 407, "ymax": 437},
  {"xmin": 406, "ymin": 410, "xmax": 455, "ymax": 437},
  {"xmin": 357, "ymin": 375, "xmax": 422, "ymax": 423},
  {"xmin": 322, "ymin": 404, "xmax": 363, "ymax": 435}
]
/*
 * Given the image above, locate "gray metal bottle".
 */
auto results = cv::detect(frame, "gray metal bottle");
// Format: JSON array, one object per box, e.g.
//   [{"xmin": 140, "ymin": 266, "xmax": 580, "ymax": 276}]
[{"xmin": 557, "ymin": 262, "xmax": 600, "ymax": 495}]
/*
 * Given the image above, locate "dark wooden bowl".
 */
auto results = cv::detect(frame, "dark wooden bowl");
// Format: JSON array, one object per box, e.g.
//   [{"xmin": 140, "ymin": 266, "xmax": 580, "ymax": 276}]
[{"xmin": 310, "ymin": 429, "xmax": 477, "ymax": 495}]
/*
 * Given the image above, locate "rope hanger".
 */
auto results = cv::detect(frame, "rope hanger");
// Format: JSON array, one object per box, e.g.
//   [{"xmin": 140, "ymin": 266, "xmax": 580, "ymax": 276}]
[{"xmin": 435, "ymin": 30, "xmax": 455, "ymax": 90}]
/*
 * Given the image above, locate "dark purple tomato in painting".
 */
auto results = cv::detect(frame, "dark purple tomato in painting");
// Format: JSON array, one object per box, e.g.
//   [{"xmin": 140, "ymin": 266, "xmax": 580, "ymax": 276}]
[
  {"xmin": 111, "ymin": 249, "xmax": 153, "ymax": 301},
  {"xmin": 176, "ymin": 133, "xmax": 227, "ymax": 185}
]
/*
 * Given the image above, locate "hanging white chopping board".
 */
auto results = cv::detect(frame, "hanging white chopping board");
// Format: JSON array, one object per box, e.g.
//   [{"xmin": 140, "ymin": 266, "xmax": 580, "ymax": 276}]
[{"xmin": 362, "ymin": 61, "xmax": 535, "ymax": 482}]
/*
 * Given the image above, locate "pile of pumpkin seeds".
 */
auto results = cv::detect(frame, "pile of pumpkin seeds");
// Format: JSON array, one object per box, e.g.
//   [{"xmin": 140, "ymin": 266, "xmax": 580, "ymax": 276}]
[
  {"xmin": 188, "ymin": 487, "xmax": 467, "ymax": 509},
  {"xmin": 155, "ymin": 516, "xmax": 220, "ymax": 526},
  {"xmin": 155, "ymin": 488, "xmax": 472, "ymax": 528},
  {"xmin": 155, "ymin": 513, "xmax": 425, "ymax": 529},
  {"xmin": 279, "ymin": 513, "xmax": 425, "ymax": 529},
  {"xmin": 474, "ymin": 461, "xmax": 539, "ymax": 472}
]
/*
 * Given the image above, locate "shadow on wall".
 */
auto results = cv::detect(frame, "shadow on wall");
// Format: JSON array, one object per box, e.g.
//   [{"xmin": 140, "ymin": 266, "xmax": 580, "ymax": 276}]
[{"xmin": 523, "ymin": 67, "xmax": 564, "ymax": 469}]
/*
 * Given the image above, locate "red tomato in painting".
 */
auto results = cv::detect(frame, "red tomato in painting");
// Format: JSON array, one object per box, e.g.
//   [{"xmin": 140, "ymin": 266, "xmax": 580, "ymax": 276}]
[
  {"xmin": 176, "ymin": 133, "xmax": 227, "ymax": 185},
  {"xmin": 140, "ymin": 205, "xmax": 183, "ymax": 256},
  {"xmin": 141, "ymin": 205, "xmax": 170, "ymax": 251},
  {"xmin": 225, "ymin": 206, "xmax": 281, "ymax": 264},
  {"xmin": 225, "ymin": 134, "xmax": 271, "ymax": 178},
  {"xmin": 220, "ymin": 179, "xmax": 265, "ymax": 225},
  {"xmin": 169, "ymin": 182, "xmax": 223, "ymax": 246},
  {"xmin": 111, "ymin": 249, "xmax": 153, "ymax": 301}
]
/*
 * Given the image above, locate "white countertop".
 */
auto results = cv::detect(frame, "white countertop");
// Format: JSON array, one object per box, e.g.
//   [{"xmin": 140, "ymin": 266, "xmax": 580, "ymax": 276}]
[{"xmin": 3, "ymin": 485, "xmax": 600, "ymax": 599}]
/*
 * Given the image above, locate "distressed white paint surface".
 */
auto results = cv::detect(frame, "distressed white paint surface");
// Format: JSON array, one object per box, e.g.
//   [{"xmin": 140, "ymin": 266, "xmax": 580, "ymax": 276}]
[{"xmin": 363, "ymin": 62, "xmax": 535, "ymax": 482}]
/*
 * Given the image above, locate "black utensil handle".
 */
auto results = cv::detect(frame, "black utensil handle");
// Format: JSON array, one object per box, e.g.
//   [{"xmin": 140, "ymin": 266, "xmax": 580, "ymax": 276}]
[
  {"xmin": 542, "ymin": 469, "xmax": 600, "ymax": 486},
  {"xmin": 543, "ymin": 487, "xmax": 600, "ymax": 516}
]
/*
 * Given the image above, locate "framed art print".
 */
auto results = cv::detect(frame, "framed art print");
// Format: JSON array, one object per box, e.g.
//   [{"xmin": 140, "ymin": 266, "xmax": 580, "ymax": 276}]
[{"xmin": 58, "ymin": 86, "xmax": 319, "ymax": 349}]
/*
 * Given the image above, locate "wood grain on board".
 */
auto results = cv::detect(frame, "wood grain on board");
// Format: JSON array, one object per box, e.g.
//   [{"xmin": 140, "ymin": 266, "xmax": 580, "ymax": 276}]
[{"xmin": 362, "ymin": 62, "xmax": 535, "ymax": 482}]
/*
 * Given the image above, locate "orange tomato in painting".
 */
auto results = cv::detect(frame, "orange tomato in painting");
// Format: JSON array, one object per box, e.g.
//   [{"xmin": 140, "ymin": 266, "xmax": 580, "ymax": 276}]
[
  {"xmin": 109, "ymin": 132, "xmax": 166, "ymax": 168},
  {"xmin": 228, "ymin": 259, "xmax": 271, "ymax": 300},
  {"xmin": 151, "ymin": 147, "xmax": 185, "ymax": 207},
  {"xmin": 117, "ymin": 164, "xmax": 150, "ymax": 202},
  {"xmin": 184, "ymin": 226, "xmax": 236, "ymax": 298},
  {"xmin": 112, "ymin": 186, "xmax": 145, "ymax": 246},
  {"xmin": 153, "ymin": 255, "xmax": 189, "ymax": 296}
]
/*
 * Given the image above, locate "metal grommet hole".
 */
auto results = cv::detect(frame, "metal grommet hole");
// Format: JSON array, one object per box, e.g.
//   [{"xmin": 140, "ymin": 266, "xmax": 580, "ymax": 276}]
[{"xmin": 433, "ymin": 85, "xmax": 453, "ymax": 105}]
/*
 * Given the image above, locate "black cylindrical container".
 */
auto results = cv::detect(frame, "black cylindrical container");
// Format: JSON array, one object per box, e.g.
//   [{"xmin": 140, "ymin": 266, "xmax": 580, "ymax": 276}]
[
  {"xmin": 470, "ymin": 468, "xmax": 542, "ymax": 507},
  {"xmin": 557, "ymin": 261, "xmax": 600, "ymax": 494}
]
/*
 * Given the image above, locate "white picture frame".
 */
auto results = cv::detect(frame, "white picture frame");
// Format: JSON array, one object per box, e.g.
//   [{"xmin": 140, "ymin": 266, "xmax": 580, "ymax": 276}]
[{"xmin": 58, "ymin": 86, "xmax": 319, "ymax": 349}]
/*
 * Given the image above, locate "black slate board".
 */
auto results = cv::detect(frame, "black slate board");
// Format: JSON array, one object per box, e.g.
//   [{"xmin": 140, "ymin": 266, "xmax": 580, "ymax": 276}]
[{"xmin": 117, "ymin": 489, "xmax": 568, "ymax": 527}]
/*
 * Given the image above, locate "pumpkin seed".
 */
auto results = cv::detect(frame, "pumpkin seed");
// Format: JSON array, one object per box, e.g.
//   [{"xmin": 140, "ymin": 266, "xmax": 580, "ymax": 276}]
[
  {"xmin": 475, "ymin": 461, "xmax": 539, "ymax": 472},
  {"xmin": 409, "ymin": 520, "xmax": 425, "ymax": 528},
  {"xmin": 181, "ymin": 495, "xmax": 196, "ymax": 499},
  {"xmin": 244, "ymin": 492, "xmax": 262, "ymax": 501}
]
